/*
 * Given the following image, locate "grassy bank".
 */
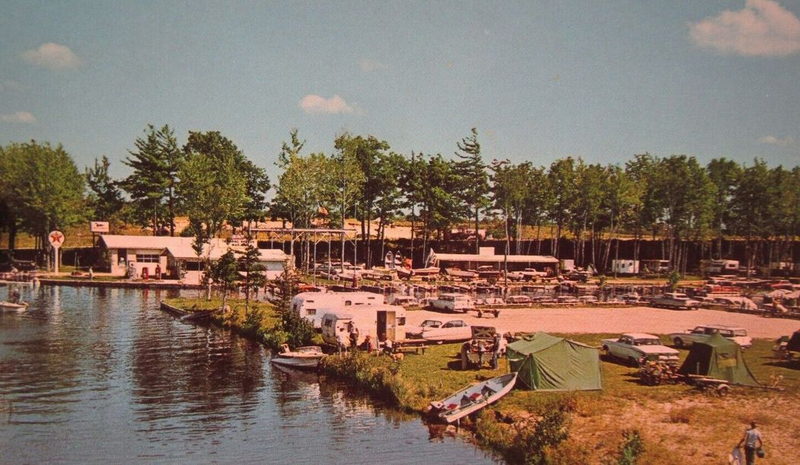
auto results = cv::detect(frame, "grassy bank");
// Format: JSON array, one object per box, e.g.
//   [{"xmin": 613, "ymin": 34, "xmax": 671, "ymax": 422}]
[
  {"xmin": 164, "ymin": 296, "xmax": 800, "ymax": 465},
  {"xmin": 321, "ymin": 335, "xmax": 799, "ymax": 465}
]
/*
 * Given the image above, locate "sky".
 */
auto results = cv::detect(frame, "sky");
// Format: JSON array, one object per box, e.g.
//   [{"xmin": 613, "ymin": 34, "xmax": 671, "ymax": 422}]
[{"xmin": 1, "ymin": 0, "xmax": 800, "ymax": 179}]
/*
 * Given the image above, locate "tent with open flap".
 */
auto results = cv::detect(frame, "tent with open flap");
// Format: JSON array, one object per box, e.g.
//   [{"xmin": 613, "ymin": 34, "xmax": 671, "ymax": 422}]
[
  {"xmin": 506, "ymin": 332, "xmax": 602, "ymax": 391},
  {"xmin": 677, "ymin": 333, "xmax": 760, "ymax": 387}
]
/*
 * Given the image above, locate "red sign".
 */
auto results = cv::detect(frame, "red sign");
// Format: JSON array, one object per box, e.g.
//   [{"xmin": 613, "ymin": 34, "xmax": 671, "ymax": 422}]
[{"xmin": 48, "ymin": 230, "xmax": 65, "ymax": 249}]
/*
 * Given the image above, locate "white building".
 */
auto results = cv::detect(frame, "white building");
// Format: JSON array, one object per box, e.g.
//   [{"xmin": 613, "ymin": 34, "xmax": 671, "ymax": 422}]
[{"xmin": 99, "ymin": 234, "xmax": 291, "ymax": 285}]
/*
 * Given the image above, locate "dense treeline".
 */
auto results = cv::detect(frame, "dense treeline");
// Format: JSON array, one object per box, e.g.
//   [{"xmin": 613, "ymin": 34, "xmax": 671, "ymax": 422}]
[{"xmin": 1, "ymin": 126, "xmax": 799, "ymax": 273}]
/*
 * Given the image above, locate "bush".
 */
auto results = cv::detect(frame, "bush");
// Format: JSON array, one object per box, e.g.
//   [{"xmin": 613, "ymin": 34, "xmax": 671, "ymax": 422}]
[{"xmin": 614, "ymin": 430, "xmax": 645, "ymax": 465}]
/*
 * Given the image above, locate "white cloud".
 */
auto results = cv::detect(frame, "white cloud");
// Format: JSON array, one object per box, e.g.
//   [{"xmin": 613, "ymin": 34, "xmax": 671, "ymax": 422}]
[
  {"xmin": 22, "ymin": 43, "xmax": 83, "ymax": 70},
  {"xmin": 299, "ymin": 94, "xmax": 354, "ymax": 114},
  {"xmin": 758, "ymin": 135, "xmax": 795, "ymax": 146},
  {"xmin": 689, "ymin": 0, "xmax": 800, "ymax": 56},
  {"xmin": 359, "ymin": 58, "xmax": 388, "ymax": 72},
  {"xmin": 0, "ymin": 112, "xmax": 37, "ymax": 124}
]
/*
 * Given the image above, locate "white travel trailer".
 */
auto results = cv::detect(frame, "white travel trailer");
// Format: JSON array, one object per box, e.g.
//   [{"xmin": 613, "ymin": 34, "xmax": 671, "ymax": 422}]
[
  {"xmin": 320, "ymin": 305, "xmax": 407, "ymax": 347},
  {"xmin": 611, "ymin": 259, "xmax": 640, "ymax": 275},
  {"xmin": 292, "ymin": 291, "xmax": 384, "ymax": 328},
  {"xmin": 707, "ymin": 259, "xmax": 740, "ymax": 274}
]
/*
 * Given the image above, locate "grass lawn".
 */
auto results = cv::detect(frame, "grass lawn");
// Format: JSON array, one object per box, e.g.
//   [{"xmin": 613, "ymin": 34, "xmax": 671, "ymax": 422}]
[{"xmin": 326, "ymin": 333, "xmax": 799, "ymax": 465}]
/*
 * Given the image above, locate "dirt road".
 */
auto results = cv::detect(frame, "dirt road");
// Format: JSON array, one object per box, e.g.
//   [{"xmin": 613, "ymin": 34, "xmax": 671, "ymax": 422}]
[{"xmin": 406, "ymin": 305, "xmax": 795, "ymax": 338}]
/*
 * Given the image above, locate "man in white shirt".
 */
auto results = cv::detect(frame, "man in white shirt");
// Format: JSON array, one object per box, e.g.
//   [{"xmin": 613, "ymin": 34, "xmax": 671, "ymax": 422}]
[{"xmin": 737, "ymin": 421, "xmax": 764, "ymax": 465}]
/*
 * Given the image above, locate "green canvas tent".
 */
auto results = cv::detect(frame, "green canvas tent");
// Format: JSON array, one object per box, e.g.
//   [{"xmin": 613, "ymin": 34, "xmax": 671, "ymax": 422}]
[
  {"xmin": 677, "ymin": 333, "xmax": 760, "ymax": 387},
  {"xmin": 506, "ymin": 332, "xmax": 602, "ymax": 391}
]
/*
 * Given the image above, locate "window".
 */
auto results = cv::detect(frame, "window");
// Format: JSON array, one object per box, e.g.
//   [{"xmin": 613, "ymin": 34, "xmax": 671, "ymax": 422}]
[
  {"xmin": 136, "ymin": 254, "xmax": 160, "ymax": 263},
  {"xmin": 306, "ymin": 309, "xmax": 316, "ymax": 316}
]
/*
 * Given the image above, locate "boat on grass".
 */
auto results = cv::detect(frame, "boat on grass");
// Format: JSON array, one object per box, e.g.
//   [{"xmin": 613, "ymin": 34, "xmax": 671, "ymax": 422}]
[
  {"xmin": 0, "ymin": 300, "xmax": 28, "ymax": 311},
  {"xmin": 429, "ymin": 372, "xmax": 517, "ymax": 423},
  {"xmin": 271, "ymin": 345, "xmax": 326, "ymax": 369}
]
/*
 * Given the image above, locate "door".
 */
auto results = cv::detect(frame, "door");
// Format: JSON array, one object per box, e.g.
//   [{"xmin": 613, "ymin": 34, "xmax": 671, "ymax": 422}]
[{"xmin": 377, "ymin": 311, "xmax": 396, "ymax": 342}]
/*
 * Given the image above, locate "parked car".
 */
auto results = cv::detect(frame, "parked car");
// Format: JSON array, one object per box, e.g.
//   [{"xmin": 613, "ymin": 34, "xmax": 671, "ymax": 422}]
[
  {"xmin": 411, "ymin": 319, "xmax": 472, "ymax": 342},
  {"xmin": 650, "ymin": 292, "xmax": 701, "ymax": 310},
  {"xmin": 405, "ymin": 319, "xmax": 443, "ymax": 338},
  {"xmin": 430, "ymin": 293, "xmax": 475, "ymax": 313},
  {"xmin": 388, "ymin": 295, "xmax": 419, "ymax": 307},
  {"xmin": 670, "ymin": 324, "xmax": 752, "ymax": 349},
  {"xmin": 601, "ymin": 333, "xmax": 680, "ymax": 366},
  {"xmin": 505, "ymin": 295, "xmax": 532, "ymax": 305}
]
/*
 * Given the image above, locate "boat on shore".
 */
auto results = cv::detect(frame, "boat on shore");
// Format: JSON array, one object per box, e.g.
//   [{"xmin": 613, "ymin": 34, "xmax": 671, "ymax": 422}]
[
  {"xmin": 0, "ymin": 301, "xmax": 29, "ymax": 311},
  {"xmin": 429, "ymin": 372, "xmax": 517, "ymax": 424},
  {"xmin": 271, "ymin": 345, "xmax": 326, "ymax": 370}
]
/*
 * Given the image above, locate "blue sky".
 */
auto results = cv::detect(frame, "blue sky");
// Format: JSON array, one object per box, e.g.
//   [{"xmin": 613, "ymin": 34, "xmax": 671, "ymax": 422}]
[{"xmin": 1, "ymin": 0, "xmax": 800, "ymax": 179}]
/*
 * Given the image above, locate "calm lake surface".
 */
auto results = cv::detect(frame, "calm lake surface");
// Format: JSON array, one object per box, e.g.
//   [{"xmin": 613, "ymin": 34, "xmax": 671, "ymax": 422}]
[{"xmin": 0, "ymin": 285, "xmax": 499, "ymax": 464}]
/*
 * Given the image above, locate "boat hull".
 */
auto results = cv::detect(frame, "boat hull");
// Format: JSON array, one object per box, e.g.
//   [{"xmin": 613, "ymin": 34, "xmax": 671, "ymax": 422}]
[
  {"xmin": 432, "ymin": 372, "xmax": 517, "ymax": 423},
  {"xmin": 0, "ymin": 301, "xmax": 28, "ymax": 311},
  {"xmin": 270, "ymin": 346, "xmax": 325, "ymax": 370},
  {"xmin": 270, "ymin": 356, "xmax": 323, "ymax": 369}
]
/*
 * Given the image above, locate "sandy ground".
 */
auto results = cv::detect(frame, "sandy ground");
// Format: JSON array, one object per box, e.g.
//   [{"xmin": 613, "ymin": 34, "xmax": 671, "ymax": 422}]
[{"xmin": 406, "ymin": 305, "xmax": 797, "ymax": 339}]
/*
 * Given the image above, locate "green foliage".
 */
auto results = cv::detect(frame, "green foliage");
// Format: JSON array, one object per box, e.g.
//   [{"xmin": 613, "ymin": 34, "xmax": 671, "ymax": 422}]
[
  {"xmin": 614, "ymin": 430, "xmax": 645, "ymax": 465},
  {"xmin": 178, "ymin": 137, "xmax": 247, "ymax": 239},
  {"xmin": 667, "ymin": 271, "xmax": 681, "ymax": 291},
  {"xmin": 239, "ymin": 238, "xmax": 266, "ymax": 310},
  {"xmin": 272, "ymin": 132, "xmax": 331, "ymax": 229},
  {"xmin": 271, "ymin": 270, "xmax": 315, "ymax": 347},
  {"xmin": 489, "ymin": 400, "xmax": 572, "ymax": 465},
  {"xmin": 120, "ymin": 124, "xmax": 182, "ymax": 235},
  {"xmin": 454, "ymin": 128, "xmax": 491, "ymax": 250},
  {"xmin": 208, "ymin": 249, "xmax": 239, "ymax": 306},
  {"xmin": 0, "ymin": 141, "xmax": 86, "ymax": 251},
  {"xmin": 183, "ymin": 130, "xmax": 269, "ymax": 225},
  {"xmin": 84, "ymin": 155, "xmax": 124, "ymax": 222}
]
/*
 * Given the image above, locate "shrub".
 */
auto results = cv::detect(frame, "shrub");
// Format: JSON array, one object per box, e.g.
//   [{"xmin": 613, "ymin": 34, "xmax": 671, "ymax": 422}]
[{"xmin": 614, "ymin": 430, "xmax": 645, "ymax": 465}]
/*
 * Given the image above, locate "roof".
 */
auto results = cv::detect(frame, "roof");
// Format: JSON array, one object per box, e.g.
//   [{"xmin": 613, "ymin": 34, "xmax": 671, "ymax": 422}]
[
  {"xmin": 622, "ymin": 333, "xmax": 660, "ymax": 339},
  {"xmin": 100, "ymin": 234, "xmax": 189, "ymax": 251},
  {"xmin": 100, "ymin": 234, "xmax": 290, "ymax": 262},
  {"xmin": 162, "ymin": 238, "xmax": 229, "ymax": 260},
  {"xmin": 429, "ymin": 250, "xmax": 558, "ymax": 265},
  {"xmin": 258, "ymin": 249, "xmax": 290, "ymax": 261}
]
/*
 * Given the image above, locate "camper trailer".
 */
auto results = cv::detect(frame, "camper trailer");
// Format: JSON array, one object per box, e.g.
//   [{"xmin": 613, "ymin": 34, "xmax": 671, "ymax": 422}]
[
  {"xmin": 320, "ymin": 305, "xmax": 407, "ymax": 347},
  {"xmin": 292, "ymin": 291, "xmax": 384, "ymax": 328},
  {"xmin": 611, "ymin": 259, "xmax": 639, "ymax": 275},
  {"xmin": 707, "ymin": 259, "xmax": 739, "ymax": 275}
]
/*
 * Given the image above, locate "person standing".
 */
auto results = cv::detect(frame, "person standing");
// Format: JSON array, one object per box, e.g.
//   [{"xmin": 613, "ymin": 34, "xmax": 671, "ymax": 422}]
[
  {"xmin": 348, "ymin": 321, "xmax": 359, "ymax": 349},
  {"xmin": 737, "ymin": 421, "xmax": 764, "ymax": 465}
]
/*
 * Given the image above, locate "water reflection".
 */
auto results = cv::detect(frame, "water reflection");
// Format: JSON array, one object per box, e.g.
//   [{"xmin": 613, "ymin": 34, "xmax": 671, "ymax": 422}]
[{"xmin": 0, "ymin": 285, "xmax": 499, "ymax": 464}]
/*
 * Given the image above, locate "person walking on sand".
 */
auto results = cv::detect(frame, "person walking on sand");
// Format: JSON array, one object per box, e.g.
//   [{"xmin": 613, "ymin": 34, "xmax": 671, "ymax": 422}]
[{"xmin": 737, "ymin": 421, "xmax": 764, "ymax": 465}]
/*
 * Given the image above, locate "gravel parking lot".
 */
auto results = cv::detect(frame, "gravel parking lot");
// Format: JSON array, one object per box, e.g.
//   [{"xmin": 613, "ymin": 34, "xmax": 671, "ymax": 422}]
[{"xmin": 406, "ymin": 305, "xmax": 796, "ymax": 339}]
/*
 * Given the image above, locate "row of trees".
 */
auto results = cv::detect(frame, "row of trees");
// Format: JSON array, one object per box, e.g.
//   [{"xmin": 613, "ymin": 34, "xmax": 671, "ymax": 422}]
[{"xmin": 2, "ymin": 126, "xmax": 799, "ymax": 273}]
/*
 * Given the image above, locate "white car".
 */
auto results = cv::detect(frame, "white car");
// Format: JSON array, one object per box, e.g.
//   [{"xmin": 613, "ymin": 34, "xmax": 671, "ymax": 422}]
[
  {"xmin": 407, "ymin": 319, "xmax": 472, "ymax": 342},
  {"xmin": 650, "ymin": 292, "xmax": 701, "ymax": 310},
  {"xmin": 602, "ymin": 333, "xmax": 680, "ymax": 366},
  {"xmin": 430, "ymin": 293, "xmax": 475, "ymax": 313},
  {"xmin": 406, "ymin": 319, "xmax": 442, "ymax": 338},
  {"xmin": 670, "ymin": 324, "xmax": 752, "ymax": 349}
]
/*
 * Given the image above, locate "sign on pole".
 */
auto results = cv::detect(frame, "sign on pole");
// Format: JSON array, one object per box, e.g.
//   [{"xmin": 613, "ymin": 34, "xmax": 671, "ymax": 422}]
[
  {"xmin": 90, "ymin": 221, "xmax": 110, "ymax": 233},
  {"xmin": 49, "ymin": 230, "xmax": 65, "ymax": 273}
]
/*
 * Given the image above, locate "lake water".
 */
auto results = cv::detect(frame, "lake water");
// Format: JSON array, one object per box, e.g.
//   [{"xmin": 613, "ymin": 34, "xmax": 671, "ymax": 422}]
[{"xmin": 0, "ymin": 285, "xmax": 499, "ymax": 464}]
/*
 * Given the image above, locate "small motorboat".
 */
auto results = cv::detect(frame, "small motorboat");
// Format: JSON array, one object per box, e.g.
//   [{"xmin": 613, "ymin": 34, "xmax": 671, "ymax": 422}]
[
  {"xmin": 0, "ymin": 300, "xmax": 29, "ymax": 311},
  {"xmin": 430, "ymin": 372, "xmax": 517, "ymax": 424},
  {"xmin": 271, "ymin": 345, "xmax": 326, "ymax": 370}
]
